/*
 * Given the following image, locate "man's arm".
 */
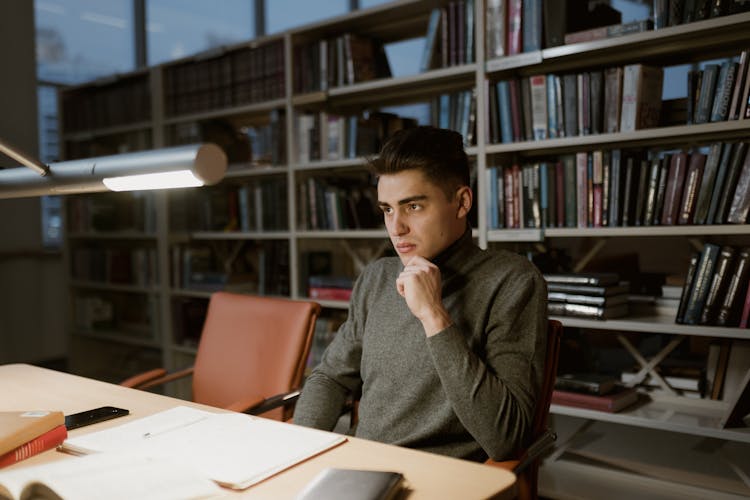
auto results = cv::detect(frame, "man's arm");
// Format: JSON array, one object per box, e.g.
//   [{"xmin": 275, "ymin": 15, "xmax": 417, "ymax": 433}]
[
  {"xmin": 398, "ymin": 255, "xmax": 547, "ymax": 460},
  {"xmin": 293, "ymin": 273, "xmax": 368, "ymax": 430}
]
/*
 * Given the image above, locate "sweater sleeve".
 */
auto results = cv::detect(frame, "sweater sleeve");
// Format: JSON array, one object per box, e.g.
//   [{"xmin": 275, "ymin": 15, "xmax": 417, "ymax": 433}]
[
  {"xmin": 426, "ymin": 265, "xmax": 548, "ymax": 461},
  {"xmin": 292, "ymin": 273, "xmax": 368, "ymax": 430}
]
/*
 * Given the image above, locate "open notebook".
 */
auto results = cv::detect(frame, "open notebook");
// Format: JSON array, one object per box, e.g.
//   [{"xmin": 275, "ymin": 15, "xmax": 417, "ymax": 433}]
[{"xmin": 60, "ymin": 406, "xmax": 347, "ymax": 490}]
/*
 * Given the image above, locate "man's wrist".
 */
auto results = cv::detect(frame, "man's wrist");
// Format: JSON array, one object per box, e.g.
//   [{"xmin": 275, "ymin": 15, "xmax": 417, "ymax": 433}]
[{"xmin": 421, "ymin": 307, "xmax": 453, "ymax": 337}]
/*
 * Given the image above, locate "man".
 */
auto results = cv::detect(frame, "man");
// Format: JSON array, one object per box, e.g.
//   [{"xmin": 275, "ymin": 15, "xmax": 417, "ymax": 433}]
[{"xmin": 293, "ymin": 126, "xmax": 547, "ymax": 462}]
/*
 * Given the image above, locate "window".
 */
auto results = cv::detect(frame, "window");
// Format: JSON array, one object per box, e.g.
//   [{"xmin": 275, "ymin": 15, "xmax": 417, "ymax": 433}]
[
  {"xmin": 36, "ymin": 0, "xmax": 135, "ymax": 84},
  {"xmin": 266, "ymin": 0, "xmax": 348, "ymax": 34},
  {"xmin": 147, "ymin": 0, "xmax": 255, "ymax": 65}
]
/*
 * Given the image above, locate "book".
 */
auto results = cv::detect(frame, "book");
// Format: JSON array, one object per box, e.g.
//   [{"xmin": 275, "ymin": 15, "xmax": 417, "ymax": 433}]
[
  {"xmin": 726, "ymin": 145, "xmax": 750, "ymax": 223},
  {"xmin": 0, "ymin": 450, "xmax": 221, "ymax": 500},
  {"xmin": 552, "ymin": 387, "xmax": 639, "ymax": 413},
  {"xmin": 660, "ymin": 151, "xmax": 688, "ymax": 226},
  {"xmin": 543, "ymin": 272, "xmax": 620, "ymax": 286},
  {"xmin": 563, "ymin": 19, "xmax": 653, "ymax": 44},
  {"xmin": 713, "ymin": 142, "xmax": 749, "ymax": 223},
  {"xmin": 0, "ymin": 425, "xmax": 67, "ymax": 469},
  {"xmin": 548, "ymin": 292, "xmax": 628, "ymax": 307},
  {"xmin": 295, "ymin": 468, "xmax": 404, "ymax": 500},
  {"xmin": 716, "ymin": 247, "xmax": 750, "ymax": 326},
  {"xmin": 548, "ymin": 301, "xmax": 629, "ymax": 319},
  {"xmin": 619, "ymin": 64, "xmax": 663, "ymax": 132},
  {"xmin": 0, "ymin": 411, "xmax": 64, "ymax": 457},
  {"xmin": 485, "ymin": 0, "xmax": 506, "ymax": 59},
  {"xmin": 555, "ymin": 373, "xmax": 618, "ymax": 395},
  {"xmin": 692, "ymin": 142, "xmax": 723, "ymax": 225},
  {"xmin": 694, "ymin": 63, "xmax": 719, "ymax": 124},
  {"xmin": 677, "ymin": 152, "xmax": 706, "ymax": 225},
  {"xmin": 546, "ymin": 282, "xmax": 629, "ymax": 296},
  {"xmin": 705, "ymin": 142, "xmax": 737, "ymax": 224},
  {"xmin": 682, "ymin": 243, "xmax": 721, "ymax": 325},
  {"xmin": 604, "ymin": 67, "xmax": 623, "ymax": 133},
  {"xmin": 61, "ymin": 406, "xmax": 347, "ymax": 490},
  {"xmin": 699, "ymin": 245, "xmax": 736, "ymax": 325}
]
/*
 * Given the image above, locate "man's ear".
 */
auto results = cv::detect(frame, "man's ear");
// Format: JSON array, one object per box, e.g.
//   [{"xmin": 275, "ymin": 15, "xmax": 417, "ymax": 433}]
[{"xmin": 456, "ymin": 186, "xmax": 473, "ymax": 218}]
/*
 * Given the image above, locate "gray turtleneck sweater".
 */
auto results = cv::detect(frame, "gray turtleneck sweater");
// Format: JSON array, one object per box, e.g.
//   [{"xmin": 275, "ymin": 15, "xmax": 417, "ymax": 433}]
[{"xmin": 293, "ymin": 230, "xmax": 548, "ymax": 462}]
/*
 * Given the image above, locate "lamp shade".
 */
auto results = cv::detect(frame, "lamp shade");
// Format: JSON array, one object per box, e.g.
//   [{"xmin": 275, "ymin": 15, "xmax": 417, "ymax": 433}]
[{"xmin": 0, "ymin": 143, "xmax": 227, "ymax": 199}]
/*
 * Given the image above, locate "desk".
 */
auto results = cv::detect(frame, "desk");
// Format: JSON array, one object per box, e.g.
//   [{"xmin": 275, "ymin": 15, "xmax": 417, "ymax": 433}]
[{"xmin": 0, "ymin": 364, "xmax": 515, "ymax": 499}]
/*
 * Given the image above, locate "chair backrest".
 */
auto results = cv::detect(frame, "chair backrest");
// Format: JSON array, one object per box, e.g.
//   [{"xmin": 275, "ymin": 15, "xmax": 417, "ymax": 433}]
[
  {"xmin": 518, "ymin": 318, "xmax": 563, "ymax": 499},
  {"xmin": 192, "ymin": 292, "xmax": 321, "ymax": 420}
]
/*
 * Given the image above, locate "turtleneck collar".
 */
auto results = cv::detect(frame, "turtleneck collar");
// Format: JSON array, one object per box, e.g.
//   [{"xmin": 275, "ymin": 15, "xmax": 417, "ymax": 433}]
[{"xmin": 429, "ymin": 226, "xmax": 477, "ymax": 277}]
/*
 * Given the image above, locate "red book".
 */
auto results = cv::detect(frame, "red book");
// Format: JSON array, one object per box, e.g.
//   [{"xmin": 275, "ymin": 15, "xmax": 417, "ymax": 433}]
[
  {"xmin": 0, "ymin": 424, "xmax": 67, "ymax": 468},
  {"xmin": 308, "ymin": 287, "xmax": 352, "ymax": 301},
  {"xmin": 660, "ymin": 152, "xmax": 688, "ymax": 225},
  {"xmin": 552, "ymin": 387, "xmax": 639, "ymax": 413},
  {"xmin": 739, "ymin": 281, "xmax": 750, "ymax": 328},
  {"xmin": 506, "ymin": 0, "xmax": 523, "ymax": 56}
]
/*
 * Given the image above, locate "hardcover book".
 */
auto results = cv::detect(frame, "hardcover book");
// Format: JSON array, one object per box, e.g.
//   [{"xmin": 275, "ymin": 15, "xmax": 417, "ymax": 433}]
[
  {"xmin": 552, "ymin": 387, "xmax": 639, "ymax": 413},
  {"xmin": 0, "ymin": 411, "xmax": 64, "ymax": 457},
  {"xmin": 0, "ymin": 425, "xmax": 67, "ymax": 469},
  {"xmin": 620, "ymin": 64, "xmax": 664, "ymax": 132},
  {"xmin": 555, "ymin": 373, "xmax": 618, "ymax": 395}
]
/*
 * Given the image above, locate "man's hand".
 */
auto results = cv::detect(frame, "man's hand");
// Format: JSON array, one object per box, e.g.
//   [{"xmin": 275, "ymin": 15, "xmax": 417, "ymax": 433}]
[{"xmin": 396, "ymin": 256, "xmax": 453, "ymax": 337}]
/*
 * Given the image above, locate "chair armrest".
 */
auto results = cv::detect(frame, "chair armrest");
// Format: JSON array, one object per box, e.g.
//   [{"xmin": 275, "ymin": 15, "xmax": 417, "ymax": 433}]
[
  {"xmin": 120, "ymin": 368, "xmax": 168, "ymax": 389},
  {"xmin": 132, "ymin": 366, "xmax": 195, "ymax": 391},
  {"xmin": 243, "ymin": 390, "xmax": 301, "ymax": 416},
  {"xmin": 513, "ymin": 428, "xmax": 557, "ymax": 474},
  {"xmin": 485, "ymin": 458, "xmax": 519, "ymax": 472},
  {"xmin": 225, "ymin": 394, "xmax": 266, "ymax": 413}
]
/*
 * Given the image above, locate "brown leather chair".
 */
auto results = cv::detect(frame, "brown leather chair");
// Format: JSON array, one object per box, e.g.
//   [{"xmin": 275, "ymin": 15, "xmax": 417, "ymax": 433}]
[
  {"xmin": 121, "ymin": 291, "xmax": 321, "ymax": 421},
  {"xmin": 486, "ymin": 319, "xmax": 563, "ymax": 500}
]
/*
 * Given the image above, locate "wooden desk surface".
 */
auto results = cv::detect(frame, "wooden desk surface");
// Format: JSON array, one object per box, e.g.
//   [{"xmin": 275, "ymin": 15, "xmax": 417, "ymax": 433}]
[{"xmin": 0, "ymin": 364, "xmax": 515, "ymax": 499}]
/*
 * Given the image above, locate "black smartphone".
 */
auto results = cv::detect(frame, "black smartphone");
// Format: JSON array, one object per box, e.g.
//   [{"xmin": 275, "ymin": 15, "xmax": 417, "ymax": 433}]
[{"xmin": 65, "ymin": 406, "xmax": 130, "ymax": 430}]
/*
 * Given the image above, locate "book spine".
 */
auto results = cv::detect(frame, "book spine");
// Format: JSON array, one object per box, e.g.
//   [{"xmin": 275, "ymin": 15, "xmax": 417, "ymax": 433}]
[
  {"xmin": 683, "ymin": 243, "xmax": 721, "ymax": 325},
  {"xmin": 699, "ymin": 246, "xmax": 736, "ymax": 324},
  {"xmin": 693, "ymin": 143, "xmax": 724, "ymax": 225},
  {"xmin": 0, "ymin": 424, "xmax": 67, "ymax": 468},
  {"xmin": 676, "ymin": 252, "xmax": 700, "ymax": 324},
  {"xmin": 713, "ymin": 142, "xmax": 749, "ymax": 223},
  {"xmin": 726, "ymin": 147, "xmax": 750, "ymax": 224},
  {"xmin": 677, "ymin": 152, "xmax": 707, "ymax": 225},
  {"xmin": 716, "ymin": 247, "xmax": 750, "ymax": 326}
]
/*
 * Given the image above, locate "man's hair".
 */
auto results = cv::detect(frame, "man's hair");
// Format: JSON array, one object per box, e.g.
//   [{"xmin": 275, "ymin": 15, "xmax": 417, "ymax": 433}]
[{"xmin": 369, "ymin": 126, "xmax": 470, "ymax": 199}]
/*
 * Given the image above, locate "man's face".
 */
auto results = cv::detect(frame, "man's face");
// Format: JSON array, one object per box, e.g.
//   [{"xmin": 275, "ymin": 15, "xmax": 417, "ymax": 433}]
[{"xmin": 377, "ymin": 169, "xmax": 470, "ymax": 265}]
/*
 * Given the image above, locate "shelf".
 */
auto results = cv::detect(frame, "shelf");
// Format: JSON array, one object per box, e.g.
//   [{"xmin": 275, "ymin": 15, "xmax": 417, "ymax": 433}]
[
  {"xmin": 163, "ymin": 98, "xmax": 286, "ymax": 126},
  {"xmin": 69, "ymin": 280, "xmax": 159, "ymax": 294},
  {"xmin": 292, "ymin": 157, "xmax": 369, "ymax": 172},
  {"xmin": 296, "ymin": 229, "xmax": 387, "ymax": 239},
  {"xmin": 551, "ymin": 394, "xmax": 750, "ymax": 444},
  {"xmin": 538, "ymin": 11, "xmax": 750, "ymax": 74},
  {"xmin": 485, "ymin": 51, "xmax": 543, "ymax": 74},
  {"xmin": 487, "ymin": 228, "xmax": 544, "ymax": 242},
  {"xmin": 485, "ymin": 120, "xmax": 750, "ymax": 156},
  {"xmin": 73, "ymin": 329, "xmax": 160, "ymax": 349},
  {"xmin": 224, "ymin": 163, "xmax": 288, "ymax": 178},
  {"xmin": 326, "ymin": 64, "xmax": 476, "ymax": 108},
  {"xmin": 62, "ymin": 121, "xmax": 153, "ymax": 141},
  {"xmin": 68, "ymin": 231, "xmax": 158, "ymax": 240},
  {"xmin": 310, "ymin": 298, "xmax": 349, "ymax": 309},
  {"xmin": 189, "ymin": 230, "xmax": 291, "ymax": 240},
  {"xmin": 544, "ymin": 225, "xmax": 750, "ymax": 238},
  {"xmin": 551, "ymin": 313, "xmax": 750, "ymax": 339},
  {"xmin": 170, "ymin": 288, "xmax": 213, "ymax": 299}
]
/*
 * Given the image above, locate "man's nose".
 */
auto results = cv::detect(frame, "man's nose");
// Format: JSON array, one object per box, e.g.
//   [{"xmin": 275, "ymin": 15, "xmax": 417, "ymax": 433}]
[{"xmin": 390, "ymin": 212, "xmax": 408, "ymax": 235}]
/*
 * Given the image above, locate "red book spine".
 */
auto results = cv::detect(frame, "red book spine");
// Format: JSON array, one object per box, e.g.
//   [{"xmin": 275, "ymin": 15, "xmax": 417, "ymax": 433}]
[
  {"xmin": 739, "ymin": 281, "xmax": 750, "ymax": 328},
  {"xmin": 0, "ymin": 424, "xmax": 67, "ymax": 468},
  {"xmin": 309, "ymin": 287, "xmax": 352, "ymax": 301}
]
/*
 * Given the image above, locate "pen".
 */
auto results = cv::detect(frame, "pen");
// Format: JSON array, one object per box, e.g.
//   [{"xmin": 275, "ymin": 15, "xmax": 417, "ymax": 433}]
[{"xmin": 142, "ymin": 416, "xmax": 208, "ymax": 439}]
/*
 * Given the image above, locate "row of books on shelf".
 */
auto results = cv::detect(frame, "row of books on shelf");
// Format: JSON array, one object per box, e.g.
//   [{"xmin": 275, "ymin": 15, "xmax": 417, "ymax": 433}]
[
  {"xmin": 63, "ymin": 129, "xmax": 153, "ymax": 161},
  {"xmin": 166, "ymin": 112, "xmax": 287, "ymax": 167},
  {"xmin": 163, "ymin": 40, "xmax": 285, "ymax": 117},
  {"xmin": 0, "ymin": 411, "xmax": 66, "ymax": 469},
  {"xmin": 486, "ymin": 141, "xmax": 750, "ymax": 229},
  {"xmin": 293, "ymin": 33, "xmax": 391, "ymax": 94},
  {"xmin": 677, "ymin": 244, "xmax": 750, "ymax": 328},
  {"xmin": 67, "ymin": 193, "xmax": 157, "ymax": 234},
  {"xmin": 420, "ymin": 0, "xmax": 476, "ymax": 71},
  {"xmin": 489, "ymin": 49, "xmax": 750, "ymax": 145},
  {"xmin": 71, "ymin": 247, "xmax": 157, "ymax": 286},
  {"xmin": 172, "ymin": 179, "xmax": 288, "ymax": 233},
  {"xmin": 295, "ymin": 93, "xmax": 476, "ymax": 166},
  {"xmin": 61, "ymin": 74, "xmax": 150, "ymax": 132},
  {"xmin": 488, "ymin": 64, "xmax": 663, "ymax": 145},
  {"xmin": 652, "ymin": 0, "xmax": 750, "ymax": 29},
  {"xmin": 73, "ymin": 292, "xmax": 154, "ymax": 337},
  {"xmin": 171, "ymin": 241, "xmax": 290, "ymax": 297},
  {"xmin": 297, "ymin": 175, "xmax": 381, "ymax": 231}
]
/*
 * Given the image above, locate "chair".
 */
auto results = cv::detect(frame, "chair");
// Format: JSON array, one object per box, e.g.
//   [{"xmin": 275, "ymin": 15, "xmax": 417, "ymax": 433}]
[
  {"xmin": 120, "ymin": 291, "xmax": 321, "ymax": 421},
  {"xmin": 486, "ymin": 319, "xmax": 563, "ymax": 500}
]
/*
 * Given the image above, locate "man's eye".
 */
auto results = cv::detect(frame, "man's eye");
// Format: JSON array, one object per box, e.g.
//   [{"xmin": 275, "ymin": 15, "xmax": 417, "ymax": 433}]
[
  {"xmin": 409, "ymin": 203, "xmax": 420, "ymax": 211},
  {"xmin": 381, "ymin": 206, "xmax": 392, "ymax": 214}
]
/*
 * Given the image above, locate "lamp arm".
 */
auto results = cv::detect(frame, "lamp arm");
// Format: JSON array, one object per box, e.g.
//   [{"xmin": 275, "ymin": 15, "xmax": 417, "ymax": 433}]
[{"xmin": 0, "ymin": 138, "xmax": 49, "ymax": 176}]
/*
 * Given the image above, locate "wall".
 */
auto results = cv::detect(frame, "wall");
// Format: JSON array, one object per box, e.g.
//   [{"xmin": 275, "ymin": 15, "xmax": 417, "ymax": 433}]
[{"xmin": 0, "ymin": 2, "xmax": 67, "ymax": 364}]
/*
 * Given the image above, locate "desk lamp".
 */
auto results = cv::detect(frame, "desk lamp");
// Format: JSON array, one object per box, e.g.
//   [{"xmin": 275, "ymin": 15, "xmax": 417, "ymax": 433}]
[{"xmin": 0, "ymin": 139, "xmax": 227, "ymax": 199}]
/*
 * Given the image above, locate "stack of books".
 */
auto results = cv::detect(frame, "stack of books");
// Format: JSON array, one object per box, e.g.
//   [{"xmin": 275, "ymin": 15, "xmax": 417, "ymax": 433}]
[
  {"xmin": 553, "ymin": 373, "xmax": 639, "ymax": 413},
  {"xmin": 0, "ymin": 411, "xmax": 66, "ymax": 468},
  {"xmin": 544, "ymin": 272, "xmax": 629, "ymax": 320}
]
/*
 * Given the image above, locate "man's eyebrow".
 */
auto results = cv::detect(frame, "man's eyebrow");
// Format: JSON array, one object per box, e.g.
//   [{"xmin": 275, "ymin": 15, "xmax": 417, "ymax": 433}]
[{"xmin": 378, "ymin": 195, "xmax": 428, "ymax": 207}]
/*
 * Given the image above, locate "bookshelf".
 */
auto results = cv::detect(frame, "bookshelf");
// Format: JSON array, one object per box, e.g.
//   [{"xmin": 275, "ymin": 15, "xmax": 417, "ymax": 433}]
[{"xmin": 59, "ymin": 1, "xmax": 750, "ymax": 497}]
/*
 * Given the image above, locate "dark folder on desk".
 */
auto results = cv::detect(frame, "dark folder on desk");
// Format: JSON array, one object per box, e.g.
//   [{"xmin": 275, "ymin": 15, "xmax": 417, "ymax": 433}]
[{"xmin": 296, "ymin": 468, "xmax": 404, "ymax": 500}]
